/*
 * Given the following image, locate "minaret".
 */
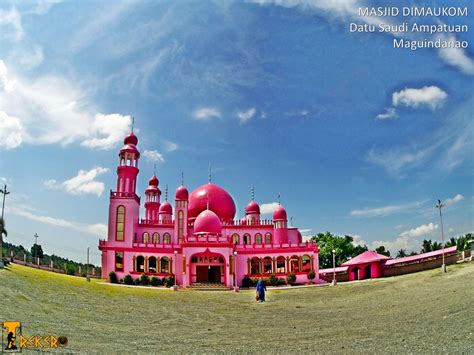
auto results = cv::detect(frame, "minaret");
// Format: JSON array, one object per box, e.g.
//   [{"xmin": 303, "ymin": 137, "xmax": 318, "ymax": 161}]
[
  {"xmin": 174, "ymin": 172, "xmax": 189, "ymax": 244},
  {"xmin": 144, "ymin": 169, "xmax": 161, "ymax": 222},
  {"xmin": 108, "ymin": 129, "xmax": 141, "ymax": 246},
  {"xmin": 272, "ymin": 195, "xmax": 288, "ymax": 244},
  {"xmin": 158, "ymin": 185, "xmax": 173, "ymax": 224},
  {"xmin": 245, "ymin": 186, "xmax": 260, "ymax": 224}
]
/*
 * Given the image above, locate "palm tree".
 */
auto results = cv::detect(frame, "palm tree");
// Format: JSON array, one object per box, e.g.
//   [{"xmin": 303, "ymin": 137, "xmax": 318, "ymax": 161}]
[
  {"xmin": 396, "ymin": 249, "xmax": 407, "ymax": 258},
  {"xmin": 0, "ymin": 217, "xmax": 6, "ymax": 264}
]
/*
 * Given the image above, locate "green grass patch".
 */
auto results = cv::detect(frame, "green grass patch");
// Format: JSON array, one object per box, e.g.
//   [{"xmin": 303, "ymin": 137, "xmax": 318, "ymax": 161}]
[{"xmin": 0, "ymin": 263, "xmax": 473, "ymax": 353}]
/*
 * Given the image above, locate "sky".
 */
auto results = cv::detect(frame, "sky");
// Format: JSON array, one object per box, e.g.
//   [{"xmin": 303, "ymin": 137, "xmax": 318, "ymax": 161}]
[{"xmin": 0, "ymin": 0, "xmax": 472, "ymax": 265}]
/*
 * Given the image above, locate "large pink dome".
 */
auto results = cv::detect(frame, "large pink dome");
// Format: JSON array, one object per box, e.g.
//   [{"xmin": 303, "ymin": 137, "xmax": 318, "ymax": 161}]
[
  {"xmin": 273, "ymin": 205, "xmax": 287, "ymax": 221},
  {"xmin": 175, "ymin": 185, "xmax": 189, "ymax": 201},
  {"xmin": 159, "ymin": 201, "xmax": 172, "ymax": 214},
  {"xmin": 194, "ymin": 210, "xmax": 222, "ymax": 235},
  {"xmin": 245, "ymin": 201, "xmax": 260, "ymax": 214},
  {"xmin": 188, "ymin": 183, "xmax": 236, "ymax": 221}
]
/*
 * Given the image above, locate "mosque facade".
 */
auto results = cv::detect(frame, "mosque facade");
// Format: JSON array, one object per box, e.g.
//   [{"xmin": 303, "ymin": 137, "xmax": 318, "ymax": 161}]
[{"xmin": 99, "ymin": 131, "xmax": 319, "ymax": 287}]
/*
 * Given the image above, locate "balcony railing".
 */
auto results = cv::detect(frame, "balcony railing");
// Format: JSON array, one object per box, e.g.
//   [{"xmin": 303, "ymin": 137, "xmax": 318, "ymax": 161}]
[
  {"xmin": 139, "ymin": 219, "xmax": 174, "ymax": 225},
  {"xmin": 110, "ymin": 190, "xmax": 140, "ymax": 203},
  {"xmin": 184, "ymin": 235, "xmax": 230, "ymax": 244}
]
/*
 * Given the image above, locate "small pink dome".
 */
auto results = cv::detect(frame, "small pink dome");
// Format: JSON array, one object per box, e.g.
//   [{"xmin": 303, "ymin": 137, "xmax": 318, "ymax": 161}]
[
  {"xmin": 175, "ymin": 185, "xmax": 189, "ymax": 201},
  {"xmin": 149, "ymin": 175, "xmax": 159, "ymax": 187},
  {"xmin": 124, "ymin": 131, "xmax": 138, "ymax": 146},
  {"xmin": 245, "ymin": 201, "xmax": 260, "ymax": 214},
  {"xmin": 194, "ymin": 210, "xmax": 222, "ymax": 235},
  {"xmin": 273, "ymin": 205, "xmax": 287, "ymax": 221},
  {"xmin": 159, "ymin": 201, "xmax": 172, "ymax": 214}
]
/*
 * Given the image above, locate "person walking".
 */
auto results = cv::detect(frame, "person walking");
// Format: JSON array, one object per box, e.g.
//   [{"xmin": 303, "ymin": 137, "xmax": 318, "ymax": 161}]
[{"xmin": 256, "ymin": 278, "xmax": 267, "ymax": 302}]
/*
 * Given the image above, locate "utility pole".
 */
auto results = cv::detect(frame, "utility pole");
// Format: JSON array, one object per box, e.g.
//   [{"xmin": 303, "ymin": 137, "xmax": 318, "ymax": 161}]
[
  {"xmin": 33, "ymin": 233, "xmax": 39, "ymax": 262},
  {"xmin": 0, "ymin": 184, "xmax": 10, "ymax": 268},
  {"xmin": 436, "ymin": 199, "xmax": 446, "ymax": 273},
  {"xmin": 86, "ymin": 247, "xmax": 90, "ymax": 282}
]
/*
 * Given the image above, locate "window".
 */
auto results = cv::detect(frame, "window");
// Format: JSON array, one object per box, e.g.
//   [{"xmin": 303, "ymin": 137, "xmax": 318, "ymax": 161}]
[
  {"xmin": 160, "ymin": 257, "xmax": 169, "ymax": 273},
  {"xmin": 302, "ymin": 255, "xmax": 311, "ymax": 272},
  {"xmin": 148, "ymin": 256, "xmax": 157, "ymax": 273},
  {"xmin": 276, "ymin": 256, "xmax": 286, "ymax": 273},
  {"xmin": 290, "ymin": 255, "xmax": 300, "ymax": 273},
  {"xmin": 115, "ymin": 252, "xmax": 123, "ymax": 271},
  {"xmin": 163, "ymin": 233, "xmax": 171, "ymax": 244},
  {"xmin": 152, "ymin": 233, "xmax": 159, "ymax": 244},
  {"xmin": 265, "ymin": 233, "xmax": 272, "ymax": 244},
  {"xmin": 116, "ymin": 206, "xmax": 125, "ymax": 241},
  {"xmin": 136, "ymin": 255, "xmax": 145, "ymax": 272},
  {"xmin": 255, "ymin": 233, "xmax": 262, "ymax": 244},
  {"xmin": 243, "ymin": 234, "xmax": 251, "ymax": 245},
  {"xmin": 142, "ymin": 232, "xmax": 149, "ymax": 243},
  {"xmin": 178, "ymin": 210, "xmax": 184, "ymax": 243},
  {"xmin": 263, "ymin": 257, "xmax": 272, "ymax": 273},
  {"xmin": 251, "ymin": 257, "xmax": 260, "ymax": 274},
  {"xmin": 232, "ymin": 233, "xmax": 240, "ymax": 244}
]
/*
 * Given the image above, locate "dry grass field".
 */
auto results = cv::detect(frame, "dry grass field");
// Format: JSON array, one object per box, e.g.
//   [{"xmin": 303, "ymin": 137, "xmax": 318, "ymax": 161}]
[{"xmin": 0, "ymin": 262, "xmax": 472, "ymax": 353}]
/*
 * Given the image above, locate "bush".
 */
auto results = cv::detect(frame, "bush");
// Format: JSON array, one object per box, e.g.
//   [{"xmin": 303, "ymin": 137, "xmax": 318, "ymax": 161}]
[
  {"xmin": 150, "ymin": 276, "xmax": 160, "ymax": 286},
  {"xmin": 64, "ymin": 263, "xmax": 75, "ymax": 276},
  {"xmin": 123, "ymin": 274, "xmax": 134, "ymax": 285},
  {"xmin": 268, "ymin": 274, "xmax": 278, "ymax": 286},
  {"xmin": 109, "ymin": 271, "xmax": 118, "ymax": 284},
  {"xmin": 139, "ymin": 273, "xmax": 150, "ymax": 286},
  {"xmin": 134, "ymin": 278, "xmax": 140, "ymax": 285},
  {"xmin": 164, "ymin": 275, "xmax": 175, "ymax": 288},
  {"xmin": 119, "ymin": 278, "xmax": 124, "ymax": 284},
  {"xmin": 287, "ymin": 273, "xmax": 296, "ymax": 285},
  {"xmin": 307, "ymin": 270, "xmax": 315, "ymax": 281},
  {"xmin": 277, "ymin": 278, "xmax": 286, "ymax": 286},
  {"xmin": 241, "ymin": 277, "xmax": 254, "ymax": 288}
]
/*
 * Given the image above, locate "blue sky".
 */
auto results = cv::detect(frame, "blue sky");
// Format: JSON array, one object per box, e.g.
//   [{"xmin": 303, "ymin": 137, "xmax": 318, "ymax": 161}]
[{"xmin": 0, "ymin": 0, "xmax": 472, "ymax": 265}]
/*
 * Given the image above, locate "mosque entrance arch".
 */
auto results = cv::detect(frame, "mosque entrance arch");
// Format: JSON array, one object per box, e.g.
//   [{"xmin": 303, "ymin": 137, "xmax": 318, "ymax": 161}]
[{"xmin": 190, "ymin": 251, "xmax": 226, "ymax": 284}]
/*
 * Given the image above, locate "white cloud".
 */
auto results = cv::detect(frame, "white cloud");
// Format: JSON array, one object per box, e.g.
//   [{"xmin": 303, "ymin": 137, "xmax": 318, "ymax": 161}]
[
  {"xmin": 0, "ymin": 7, "xmax": 23, "ymax": 41},
  {"xmin": 192, "ymin": 107, "xmax": 221, "ymax": 121},
  {"xmin": 143, "ymin": 150, "xmax": 165, "ymax": 162},
  {"xmin": 84, "ymin": 223, "xmax": 108, "ymax": 237},
  {"xmin": 392, "ymin": 86, "xmax": 447, "ymax": 110},
  {"xmin": 260, "ymin": 202, "xmax": 279, "ymax": 215},
  {"xmin": 28, "ymin": 0, "xmax": 64, "ymax": 15},
  {"xmin": 237, "ymin": 108, "xmax": 256, "ymax": 124},
  {"xmin": 62, "ymin": 167, "xmax": 108, "ymax": 197},
  {"xmin": 0, "ymin": 60, "xmax": 132, "ymax": 150},
  {"xmin": 399, "ymin": 223, "xmax": 438, "ymax": 238},
  {"xmin": 0, "ymin": 111, "xmax": 23, "ymax": 149},
  {"xmin": 81, "ymin": 113, "xmax": 131, "ymax": 150},
  {"xmin": 367, "ymin": 146, "xmax": 433, "ymax": 177},
  {"xmin": 444, "ymin": 194, "xmax": 464, "ymax": 207},
  {"xmin": 43, "ymin": 179, "xmax": 57, "ymax": 188},
  {"xmin": 350, "ymin": 201, "xmax": 424, "ymax": 218},
  {"xmin": 376, "ymin": 107, "xmax": 398, "ymax": 120},
  {"xmin": 17, "ymin": 45, "xmax": 44, "ymax": 69},
  {"xmin": 163, "ymin": 140, "xmax": 178, "ymax": 152},
  {"xmin": 437, "ymin": 34, "xmax": 474, "ymax": 75}
]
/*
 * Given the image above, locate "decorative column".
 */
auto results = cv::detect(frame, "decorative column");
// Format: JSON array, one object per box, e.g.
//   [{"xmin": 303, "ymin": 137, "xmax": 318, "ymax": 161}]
[
  {"xmin": 170, "ymin": 257, "xmax": 173, "ymax": 274},
  {"xmin": 310, "ymin": 255, "xmax": 314, "ymax": 271},
  {"xmin": 286, "ymin": 256, "xmax": 290, "ymax": 272},
  {"xmin": 247, "ymin": 258, "xmax": 251, "ymax": 274},
  {"xmin": 272, "ymin": 257, "xmax": 276, "ymax": 274},
  {"xmin": 132, "ymin": 256, "xmax": 136, "ymax": 272},
  {"xmin": 145, "ymin": 256, "xmax": 149, "ymax": 273}
]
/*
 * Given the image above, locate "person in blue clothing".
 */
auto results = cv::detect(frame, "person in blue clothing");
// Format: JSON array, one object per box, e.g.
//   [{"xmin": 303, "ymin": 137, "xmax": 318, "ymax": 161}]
[{"xmin": 256, "ymin": 278, "xmax": 267, "ymax": 302}]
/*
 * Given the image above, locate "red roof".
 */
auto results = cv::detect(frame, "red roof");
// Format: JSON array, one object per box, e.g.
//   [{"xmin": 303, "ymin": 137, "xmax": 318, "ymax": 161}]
[
  {"xmin": 319, "ymin": 266, "xmax": 348, "ymax": 274},
  {"xmin": 341, "ymin": 250, "xmax": 391, "ymax": 266},
  {"xmin": 386, "ymin": 246, "xmax": 457, "ymax": 266}
]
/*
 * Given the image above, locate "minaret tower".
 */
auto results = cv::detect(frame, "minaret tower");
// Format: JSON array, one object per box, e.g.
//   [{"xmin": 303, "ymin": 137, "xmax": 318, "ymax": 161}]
[
  {"xmin": 273, "ymin": 194, "xmax": 288, "ymax": 244},
  {"xmin": 158, "ymin": 185, "xmax": 173, "ymax": 224},
  {"xmin": 144, "ymin": 167, "xmax": 161, "ymax": 223},
  {"xmin": 174, "ymin": 172, "xmax": 189, "ymax": 244},
  {"xmin": 244, "ymin": 186, "xmax": 261, "ymax": 225},
  {"xmin": 116, "ymin": 129, "xmax": 140, "ymax": 195}
]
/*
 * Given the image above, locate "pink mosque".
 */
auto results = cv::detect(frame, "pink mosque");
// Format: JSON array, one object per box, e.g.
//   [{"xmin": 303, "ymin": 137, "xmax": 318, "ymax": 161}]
[{"xmin": 99, "ymin": 131, "xmax": 319, "ymax": 288}]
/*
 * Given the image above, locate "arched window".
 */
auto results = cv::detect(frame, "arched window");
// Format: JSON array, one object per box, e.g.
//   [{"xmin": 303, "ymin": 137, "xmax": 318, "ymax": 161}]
[
  {"xmin": 255, "ymin": 233, "xmax": 262, "ymax": 244},
  {"xmin": 263, "ymin": 257, "xmax": 272, "ymax": 273},
  {"xmin": 276, "ymin": 256, "xmax": 286, "ymax": 273},
  {"xmin": 290, "ymin": 255, "xmax": 300, "ymax": 273},
  {"xmin": 163, "ymin": 233, "xmax": 171, "ymax": 244},
  {"xmin": 152, "ymin": 233, "xmax": 159, "ymax": 244},
  {"xmin": 265, "ymin": 233, "xmax": 272, "ymax": 244},
  {"xmin": 136, "ymin": 255, "xmax": 145, "ymax": 272},
  {"xmin": 232, "ymin": 233, "xmax": 240, "ymax": 244},
  {"xmin": 115, "ymin": 252, "xmax": 123, "ymax": 271},
  {"xmin": 160, "ymin": 257, "xmax": 170, "ymax": 273},
  {"xmin": 148, "ymin": 256, "xmax": 157, "ymax": 273},
  {"xmin": 302, "ymin": 255, "xmax": 311, "ymax": 272},
  {"xmin": 116, "ymin": 206, "xmax": 125, "ymax": 241},
  {"xmin": 142, "ymin": 232, "xmax": 149, "ymax": 243},
  {"xmin": 178, "ymin": 210, "xmax": 184, "ymax": 243},
  {"xmin": 243, "ymin": 234, "xmax": 251, "ymax": 245},
  {"xmin": 251, "ymin": 257, "xmax": 260, "ymax": 274}
]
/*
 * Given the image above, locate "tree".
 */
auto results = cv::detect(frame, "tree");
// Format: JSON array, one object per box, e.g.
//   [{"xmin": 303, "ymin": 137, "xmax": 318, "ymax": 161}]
[
  {"xmin": 445, "ymin": 237, "xmax": 457, "ymax": 247},
  {"xmin": 31, "ymin": 244, "xmax": 44, "ymax": 259},
  {"xmin": 396, "ymin": 249, "xmax": 407, "ymax": 258},
  {"xmin": 310, "ymin": 232, "xmax": 368, "ymax": 269},
  {"xmin": 0, "ymin": 217, "xmax": 7, "ymax": 262},
  {"xmin": 421, "ymin": 239, "xmax": 433, "ymax": 253},
  {"xmin": 375, "ymin": 245, "xmax": 390, "ymax": 257}
]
